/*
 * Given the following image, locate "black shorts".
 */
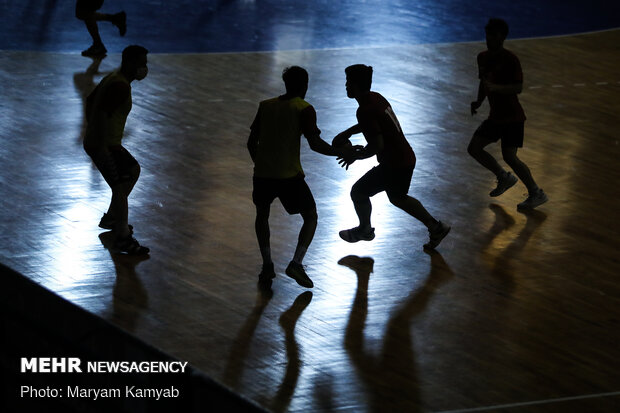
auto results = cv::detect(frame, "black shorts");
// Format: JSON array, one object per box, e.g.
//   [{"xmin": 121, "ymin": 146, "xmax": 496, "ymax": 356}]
[
  {"xmin": 86, "ymin": 145, "xmax": 139, "ymax": 187},
  {"xmin": 253, "ymin": 175, "xmax": 316, "ymax": 215},
  {"xmin": 76, "ymin": 0, "xmax": 105, "ymax": 20},
  {"xmin": 352, "ymin": 163, "xmax": 414, "ymax": 202},
  {"xmin": 474, "ymin": 120, "xmax": 524, "ymax": 148}
]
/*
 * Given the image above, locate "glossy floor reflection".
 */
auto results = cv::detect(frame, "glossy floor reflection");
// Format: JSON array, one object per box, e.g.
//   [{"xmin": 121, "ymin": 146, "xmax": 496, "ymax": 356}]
[{"xmin": 2, "ymin": 30, "xmax": 620, "ymax": 411}]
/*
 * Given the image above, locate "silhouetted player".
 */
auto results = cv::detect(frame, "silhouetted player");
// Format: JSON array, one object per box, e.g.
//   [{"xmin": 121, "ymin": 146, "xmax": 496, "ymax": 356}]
[
  {"xmin": 76, "ymin": 0, "xmax": 126, "ymax": 57},
  {"xmin": 468, "ymin": 18, "xmax": 548, "ymax": 210},
  {"xmin": 334, "ymin": 64, "xmax": 450, "ymax": 250},
  {"xmin": 248, "ymin": 66, "xmax": 349, "ymax": 288},
  {"xmin": 84, "ymin": 45, "xmax": 149, "ymax": 255}
]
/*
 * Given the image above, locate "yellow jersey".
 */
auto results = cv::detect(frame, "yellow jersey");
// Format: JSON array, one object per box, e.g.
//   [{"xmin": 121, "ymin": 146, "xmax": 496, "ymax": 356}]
[
  {"xmin": 84, "ymin": 70, "xmax": 132, "ymax": 148},
  {"xmin": 251, "ymin": 96, "xmax": 320, "ymax": 179}
]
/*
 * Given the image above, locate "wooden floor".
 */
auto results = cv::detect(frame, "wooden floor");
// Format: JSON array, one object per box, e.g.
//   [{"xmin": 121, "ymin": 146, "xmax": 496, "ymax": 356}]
[{"xmin": 2, "ymin": 30, "xmax": 620, "ymax": 412}]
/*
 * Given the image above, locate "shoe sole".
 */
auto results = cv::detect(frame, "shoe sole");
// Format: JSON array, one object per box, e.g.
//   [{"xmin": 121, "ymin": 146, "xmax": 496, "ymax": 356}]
[
  {"xmin": 517, "ymin": 196, "xmax": 548, "ymax": 210},
  {"xmin": 99, "ymin": 223, "xmax": 134, "ymax": 234},
  {"xmin": 338, "ymin": 230, "xmax": 375, "ymax": 243},
  {"xmin": 423, "ymin": 226, "xmax": 451, "ymax": 250},
  {"xmin": 489, "ymin": 176, "xmax": 518, "ymax": 197}
]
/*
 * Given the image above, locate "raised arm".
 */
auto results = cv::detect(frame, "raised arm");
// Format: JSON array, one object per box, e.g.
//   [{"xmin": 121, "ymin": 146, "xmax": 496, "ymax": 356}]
[{"xmin": 302, "ymin": 105, "xmax": 345, "ymax": 157}]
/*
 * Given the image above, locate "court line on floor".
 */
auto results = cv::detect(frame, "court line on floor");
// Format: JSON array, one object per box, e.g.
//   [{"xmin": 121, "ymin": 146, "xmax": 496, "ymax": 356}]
[
  {"xmin": 528, "ymin": 81, "xmax": 620, "ymax": 89},
  {"xmin": 435, "ymin": 391, "xmax": 620, "ymax": 413}
]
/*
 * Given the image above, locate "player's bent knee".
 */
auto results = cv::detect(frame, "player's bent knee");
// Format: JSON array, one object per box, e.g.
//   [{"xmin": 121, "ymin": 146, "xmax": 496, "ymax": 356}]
[
  {"xmin": 501, "ymin": 149, "xmax": 519, "ymax": 166},
  {"xmin": 467, "ymin": 140, "xmax": 481, "ymax": 156},
  {"xmin": 111, "ymin": 180, "xmax": 132, "ymax": 197},
  {"xmin": 350, "ymin": 186, "xmax": 367, "ymax": 203},
  {"xmin": 388, "ymin": 194, "xmax": 407, "ymax": 208},
  {"xmin": 301, "ymin": 209, "xmax": 318, "ymax": 223}
]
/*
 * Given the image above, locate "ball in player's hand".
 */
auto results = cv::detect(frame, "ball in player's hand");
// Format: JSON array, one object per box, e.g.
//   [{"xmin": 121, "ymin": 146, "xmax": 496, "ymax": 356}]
[{"xmin": 332, "ymin": 137, "xmax": 352, "ymax": 148}]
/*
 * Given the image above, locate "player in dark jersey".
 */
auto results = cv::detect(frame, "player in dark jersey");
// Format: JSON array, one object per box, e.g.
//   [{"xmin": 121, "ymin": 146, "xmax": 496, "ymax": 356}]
[
  {"xmin": 468, "ymin": 18, "xmax": 547, "ymax": 210},
  {"xmin": 334, "ymin": 64, "xmax": 450, "ymax": 250},
  {"xmin": 76, "ymin": 0, "xmax": 126, "ymax": 57},
  {"xmin": 248, "ymin": 66, "xmax": 349, "ymax": 288}
]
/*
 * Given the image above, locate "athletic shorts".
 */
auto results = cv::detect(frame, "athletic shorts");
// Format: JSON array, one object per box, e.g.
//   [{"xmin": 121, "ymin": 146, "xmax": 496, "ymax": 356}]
[
  {"xmin": 76, "ymin": 0, "xmax": 105, "ymax": 20},
  {"xmin": 352, "ymin": 163, "xmax": 415, "ymax": 201},
  {"xmin": 85, "ymin": 145, "xmax": 139, "ymax": 187},
  {"xmin": 474, "ymin": 120, "xmax": 524, "ymax": 148},
  {"xmin": 252, "ymin": 174, "xmax": 316, "ymax": 215}
]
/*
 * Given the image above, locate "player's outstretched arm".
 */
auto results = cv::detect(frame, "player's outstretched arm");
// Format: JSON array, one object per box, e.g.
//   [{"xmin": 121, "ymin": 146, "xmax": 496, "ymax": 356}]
[
  {"xmin": 333, "ymin": 124, "xmax": 362, "ymax": 146},
  {"xmin": 306, "ymin": 133, "xmax": 345, "ymax": 157}
]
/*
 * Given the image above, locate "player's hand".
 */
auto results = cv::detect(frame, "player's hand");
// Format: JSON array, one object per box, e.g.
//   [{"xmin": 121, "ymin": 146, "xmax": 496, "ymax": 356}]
[
  {"xmin": 470, "ymin": 100, "xmax": 482, "ymax": 116},
  {"xmin": 337, "ymin": 146, "xmax": 363, "ymax": 170},
  {"xmin": 337, "ymin": 156, "xmax": 355, "ymax": 170}
]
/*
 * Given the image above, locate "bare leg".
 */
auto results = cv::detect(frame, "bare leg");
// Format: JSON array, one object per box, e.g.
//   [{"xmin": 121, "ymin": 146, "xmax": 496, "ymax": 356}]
[
  {"xmin": 83, "ymin": 16, "xmax": 103, "ymax": 46},
  {"xmin": 502, "ymin": 146, "xmax": 538, "ymax": 194},
  {"xmin": 255, "ymin": 205, "xmax": 272, "ymax": 265},
  {"xmin": 389, "ymin": 195, "xmax": 437, "ymax": 229},
  {"xmin": 93, "ymin": 12, "xmax": 116, "ymax": 22},
  {"xmin": 468, "ymin": 134, "xmax": 505, "ymax": 177},
  {"xmin": 106, "ymin": 164, "xmax": 140, "ymax": 219},
  {"xmin": 94, "ymin": 12, "xmax": 126, "ymax": 36},
  {"xmin": 293, "ymin": 209, "xmax": 318, "ymax": 264},
  {"xmin": 350, "ymin": 185, "xmax": 372, "ymax": 230},
  {"xmin": 110, "ymin": 181, "xmax": 132, "ymax": 239}
]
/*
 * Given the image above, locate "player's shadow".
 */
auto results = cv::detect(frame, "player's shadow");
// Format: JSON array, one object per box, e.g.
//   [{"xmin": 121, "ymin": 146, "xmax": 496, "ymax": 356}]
[
  {"xmin": 311, "ymin": 369, "xmax": 336, "ymax": 412},
  {"xmin": 269, "ymin": 290, "xmax": 313, "ymax": 412},
  {"xmin": 73, "ymin": 55, "xmax": 109, "ymax": 143},
  {"xmin": 98, "ymin": 231, "xmax": 149, "ymax": 332},
  {"xmin": 481, "ymin": 203, "xmax": 547, "ymax": 292},
  {"xmin": 222, "ymin": 288, "xmax": 312, "ymax": 413},
  {"xmin": 340, "ymin": 252, "xmax": 454, "ymax": 412},
  {"xmin": 222, "ymin": 283, "xmax": 274, "ymax": 388}
]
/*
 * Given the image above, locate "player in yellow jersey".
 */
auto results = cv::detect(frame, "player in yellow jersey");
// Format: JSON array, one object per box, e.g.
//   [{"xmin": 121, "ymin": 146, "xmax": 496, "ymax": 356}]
[
  {"xmin": 84, "ymin": 45, "xmax": 149, "ymax": 255},
  {"xmin": 248, "ymin": 66, "xmax": 351, "ymax": 288}
]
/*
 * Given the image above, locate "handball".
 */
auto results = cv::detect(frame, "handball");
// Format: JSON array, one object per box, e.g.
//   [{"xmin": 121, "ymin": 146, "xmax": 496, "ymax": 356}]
[{"xmin": 332, "ymin": 137, "xmax": 352, "ymax": 148}]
